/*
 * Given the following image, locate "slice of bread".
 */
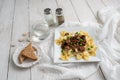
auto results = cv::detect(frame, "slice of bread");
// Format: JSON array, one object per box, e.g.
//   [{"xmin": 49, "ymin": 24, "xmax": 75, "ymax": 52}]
[
  {"xmin": 19, "ymin": 54, "xmax": 26, "ymax": 64},
  {"xmin": 18, "ymin": 43, "xmax": 38, "ymax": 64},
  {"xmin": 21, "ymin": 43, "xmax": 38, "ymax": 61}
]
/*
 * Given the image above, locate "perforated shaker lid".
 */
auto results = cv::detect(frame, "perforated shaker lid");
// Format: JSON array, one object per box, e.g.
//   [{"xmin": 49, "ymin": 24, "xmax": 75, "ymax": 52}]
[
  {"xmin": 44, "ymin": 8, "xmax": 51, "ymax": 14},
  {"xmin": 56, "ymin": 8, "xmax": 63, "ymax": 15}
]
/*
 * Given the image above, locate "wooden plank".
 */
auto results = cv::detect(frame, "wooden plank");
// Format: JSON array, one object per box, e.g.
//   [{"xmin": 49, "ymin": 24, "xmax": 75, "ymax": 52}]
[
  {"xmin": 102, "ymin": 0, "xmax": 114, "ymax": 6},
  {"xmin": 29, "ymin": 0, "xmax": 57, "ymax": 80},
  {"xmin": 7, "ymin": 0, "xmax": 30, "ymax": 80},
  {"xmin": 70, "ymin": 0, "xmax": 97, "ymax": 22},
  {"xmin": 85, "ymin": 0, "xmax": 105, "ymax": 17},
  {"xmin": 56, "ymin": 0, "xmax": 79, "ymax": 22},
  {"xmin": 0, "ymin": 0, "xmax": 15, "ymax": 80},
  {"xmin": 0, "ymin": 0, "xmax": 4, "ymax": 12}
]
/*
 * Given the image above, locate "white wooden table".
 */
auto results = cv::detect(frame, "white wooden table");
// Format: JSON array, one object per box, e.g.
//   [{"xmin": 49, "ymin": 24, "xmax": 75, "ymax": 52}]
[{"xmin": 0, "ymin": 0, "xmax": 119, "ymax": 80}]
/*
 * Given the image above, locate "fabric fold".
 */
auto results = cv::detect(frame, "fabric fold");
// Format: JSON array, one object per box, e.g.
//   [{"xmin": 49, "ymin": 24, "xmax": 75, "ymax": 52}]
[{"xmin": 97, "ymin": 6, "xmax": 120, "ymax": 80}]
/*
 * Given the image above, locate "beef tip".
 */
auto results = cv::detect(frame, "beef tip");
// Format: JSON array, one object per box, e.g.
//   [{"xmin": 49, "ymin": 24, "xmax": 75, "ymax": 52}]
[
  {"xmin": 65, "ymin": 33, "xmax": 69, "ymax": 36},
  {"xmin": 78, "ymin": 46, "xmax": 85, "ymax": 52},
  {"xmin": 61, "ymin": 42, "xmax": 68, "ymax": 49},
  {"xmin": 76, "ymin": 45, "xmax": 80, "ymax": 49},
  {"xmin": 76, "ymin": 39, "xmax": 80, "ymax": 43},
  {"xmin": 63, "ymin": 42, "xmax": 68, "ymax": 46},
  {"xmin": 70, "ymin": 36, "xmax": 76, "ymax": 40},
  {"xmin": 74, "ymin": 43, "xmax": 77, "ymax": 47},
  {"xmin": 80, "ymin": 35, "xmax": 86, "ymax": 40},
  {"xmin": 65, "ymin": 46, "xmax": 70, "ymax": 50},
  {"xmin": 70, "ymin": 45, "xmax": 75, "ymax": 50},
  {"xmin": 76, "ymin": 36, "xmax": 80, "ymax": 39},
  {"xmin": 81, "ymin": 42, "xmax": 86, "ymax": 46},
  {"xmin": 61, "ymin": 44, "xmax": 65, "ymax": 49},
  {"xmin": 66, "ymin": 40, "xmax": 70, "ymax": 43},
  {"xmin": 75, "ymin": 35, "xmax": 80, "ymax": 39},
  {"xmin": 83, "ymin": 40, "xmax": 86, "ymax": 43}
]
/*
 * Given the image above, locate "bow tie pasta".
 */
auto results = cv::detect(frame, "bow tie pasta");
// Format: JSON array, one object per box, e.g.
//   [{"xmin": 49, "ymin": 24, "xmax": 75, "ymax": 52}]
[{"xmin": 56, "ymin": 30, "xmax": 97, "ymax": 61}]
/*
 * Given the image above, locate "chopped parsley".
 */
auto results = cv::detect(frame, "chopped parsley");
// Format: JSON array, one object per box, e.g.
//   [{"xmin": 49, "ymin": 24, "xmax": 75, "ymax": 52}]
[
  {"xmin": 70, "ymin": 42, "xmax": 73, "ymax": 45},
  {"xmin": 87, "ymin": 48, "xmax": 90, "ymax": 50},
  {"xmin": 71, "ymin": 49, "xmax": 75, "ymax": 53},
  {"xmin": 80, "ymin": 39, "xmax": 83, "ymax": 42},
  {"xmin": 91, "ymin": 46, "xmax": 93, "ymax": 48},
  {"xmin": 67, "ymin": 36, "xmax": 70, "ymax": 39},
  {"xmin": 61, "ymin": 49, "xmax": 64, "ymax": 53},
  {"xmin": 77, "ymin": 42, "xmax": 79, "ymax": 45},
  {"xmin": 75, "ymin": 32, "xmax": 79, "ymax": 34},
  {"xmin": 79, "ymin": 43, "xmax": 82, "ymax": 46}
]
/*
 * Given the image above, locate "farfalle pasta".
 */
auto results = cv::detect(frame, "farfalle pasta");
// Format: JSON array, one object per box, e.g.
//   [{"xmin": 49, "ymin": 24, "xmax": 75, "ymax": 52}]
[{"xmin": 56, "ymin": 30, "xmax": 97, "ymax": 61}]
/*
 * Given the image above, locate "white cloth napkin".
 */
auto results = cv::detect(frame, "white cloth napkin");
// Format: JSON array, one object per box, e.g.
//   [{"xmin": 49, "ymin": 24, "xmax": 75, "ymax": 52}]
[
  {"xmin": 36, "ymin": 6, "xmax": 120, "ymax": 80},
  {"xmin": 97, "ymin": 6, "xmax": 120, "ymax": 80}
]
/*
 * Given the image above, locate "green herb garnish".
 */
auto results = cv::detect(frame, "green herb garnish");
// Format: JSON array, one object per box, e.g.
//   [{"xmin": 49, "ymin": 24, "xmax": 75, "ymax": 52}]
[
  {"xmin": 61, "ymin": 49, "xmax": 64, "ymax": 53},
  {"xmin": 67, "ymin": 36, "xmax": 71, "ymax": 39},
  {"xmin": 77, "ymin": 42, "xmax": 79, "ymax": 45},
  {"xmin": 80, "ymin": 39, "xmax": 83, "ymax": 42},
  {"xmin": 75, "ymin": 32, "xmax": 79, "ymax": 34},
  {"xmin": 71, "ymin": 49, "xmax": 75, "ymax": 53},
  {"xmin": 87, "ymin": 48, "xmax": 90, "ymax": 50},
  {"xmin": 61, "ymin": 50, "xmax": 65, "ymax": 55},
  {"xmin": 70, "ymin": 42, "xmax": 73, "ymax": 45},
  {"xmin": 80, "ymin": 43, "xmax": 82, "ymax": 46},
  {"xmin": 71, "ymin": 50, "xmax": 73, "ymax": 53},
  {"xmin": 91, "ymin": 46, "xmax": 93, "ymax": 48}
]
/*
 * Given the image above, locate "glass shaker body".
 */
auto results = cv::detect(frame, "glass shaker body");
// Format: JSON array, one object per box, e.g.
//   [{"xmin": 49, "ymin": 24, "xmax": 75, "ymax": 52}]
[
  {"xmin": 44, "ymin": 8, "xmax": 54, "ymax": 26},
  {"xmin": 56, "ymin": 8, "xmax": 65, "ymax": 25}
]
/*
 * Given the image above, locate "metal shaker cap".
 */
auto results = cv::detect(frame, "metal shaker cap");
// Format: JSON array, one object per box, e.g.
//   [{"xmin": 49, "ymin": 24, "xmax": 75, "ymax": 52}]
[
  {"xmin": 44, "ymin": 8, "xmax": 51, "ymax": 15},
  {"xmin": 56, "ymin": 8, "xmax": 63, "ymax": 15}
]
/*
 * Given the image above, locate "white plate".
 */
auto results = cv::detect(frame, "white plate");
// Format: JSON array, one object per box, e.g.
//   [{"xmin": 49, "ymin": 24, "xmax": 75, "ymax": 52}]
[
  {"xmin": 13, "ymin": 43, "xmax": 42, "ymax": 68},
  {"xmin": 54, "ymin": 26, "xmax": 100, "ymax": 63}
]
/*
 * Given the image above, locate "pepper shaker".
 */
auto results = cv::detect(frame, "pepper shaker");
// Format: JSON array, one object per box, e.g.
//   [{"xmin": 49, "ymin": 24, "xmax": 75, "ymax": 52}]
[
  {"xmin": 44, "ymin": 8, "xmax": 54, "ymax": 26},
  {"xmin": 56, "ymin": 8, "xmax": 65, "ymax": 25}
]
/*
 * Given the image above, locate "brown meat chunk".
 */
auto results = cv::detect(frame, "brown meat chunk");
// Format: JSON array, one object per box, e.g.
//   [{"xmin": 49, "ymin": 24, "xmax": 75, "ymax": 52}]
[
  {"xmin": 78, "ymin": 46, "xmax": 85, "ymax": 52},
  {"xmin": 65, "ymin": 33, "xmax": 69, "ymax": 36},
  {"xmin": 80, "ymin": 35, "xmax": 86, "ymax": 40}
]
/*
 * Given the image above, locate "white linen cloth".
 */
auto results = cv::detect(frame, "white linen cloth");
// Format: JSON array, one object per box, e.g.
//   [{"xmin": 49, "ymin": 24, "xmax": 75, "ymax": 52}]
[
  {"xmin": 97, "ymin": 6, "xmax": 120, "ymax": 80},
  {"xmin": 37, "ymin": 6, "xmax": 120, "ymax": 80}
]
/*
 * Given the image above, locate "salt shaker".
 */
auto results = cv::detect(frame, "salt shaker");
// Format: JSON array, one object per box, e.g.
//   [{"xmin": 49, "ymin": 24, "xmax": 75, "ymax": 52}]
[
  {"xmin": 56, "ymin": 8, "xmax": 65, "ymax": 25},
  {"xmin": 44, "ymin": 8, "xmax": 54, "ymax": 26}
]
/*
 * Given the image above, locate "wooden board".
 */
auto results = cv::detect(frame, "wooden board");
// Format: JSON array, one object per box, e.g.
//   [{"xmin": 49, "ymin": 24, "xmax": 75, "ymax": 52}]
[
  {"xmin": 0, "ymin": 0, "xmax": 4, "ymax": 12},
  {"xmin": 0, "ymin": 0, "xmax": 15, "ymax": 80},
  {"xmin": 70, "ymin": 0, "xmax": 97, "ymax": 22},
  {"xmin": 86, "ymin": 0, "xmax": 105, "ymax": 17},
  {"xmin": 56, "ymin": 0, "xmax": 79, "ymax": 22},
  {"xmin": 7, "ymin": 0, "xmax": 30, "ymax": 80}
]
